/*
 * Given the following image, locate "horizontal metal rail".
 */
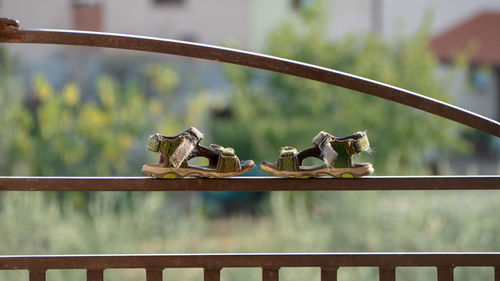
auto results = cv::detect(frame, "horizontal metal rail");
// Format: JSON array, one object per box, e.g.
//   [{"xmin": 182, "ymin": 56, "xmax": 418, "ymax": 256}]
[
  {"xmin": 1, "ymin": 253, "xmax": 500, "ymax": 281},
  {"xmin": 0, "ymin": 176, "xmax": 498, "ymax": 191},
  {"xmin": 0, "ymin": 18, "xmax": 498, "ymax": 137}
]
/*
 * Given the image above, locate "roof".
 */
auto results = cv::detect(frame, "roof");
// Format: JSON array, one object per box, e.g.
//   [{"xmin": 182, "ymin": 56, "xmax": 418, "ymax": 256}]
[{"xmin": 430, "ymin": 11, "xmax": 500, "ymax": 65}]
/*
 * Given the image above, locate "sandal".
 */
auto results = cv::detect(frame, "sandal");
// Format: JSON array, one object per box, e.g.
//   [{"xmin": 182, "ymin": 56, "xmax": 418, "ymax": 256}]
[
  {"xmin": 142, "ymin": 127, "xmax": 255, "ymax": 178},
  {"xmin": 261, "ymin": 131, "xmax": 374, "ymax": 178}
]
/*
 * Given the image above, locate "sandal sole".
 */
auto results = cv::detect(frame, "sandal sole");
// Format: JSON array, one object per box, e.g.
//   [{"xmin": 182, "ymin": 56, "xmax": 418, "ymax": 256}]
[
  {"xmin": 260, "ymin": 163, "xmax": 373, "ymax": 178},
  {"xmin": 141, "ymin": 162, "xmax": 255, "ymax": 179}
]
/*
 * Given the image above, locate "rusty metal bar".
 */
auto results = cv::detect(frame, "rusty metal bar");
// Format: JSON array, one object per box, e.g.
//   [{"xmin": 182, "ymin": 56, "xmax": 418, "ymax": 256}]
[
  {"xmin": 262, "ymin": 268, "xmax": 279, "ymax": 281},
  {"xmin": 320, "ymin": 267, "xmax": 338, "ymax": 281},
  {"xmin": 29, "ymin": 270, "xmax": 46, "ymax": 281},
  {"xmin": 204, "ymin": 268, "xmax": 221, "ymax": 281},
  {"xmin": 0, "ymin": 18, "xmax": 498, "ymax": 137},
  {"xmin": 379, "ymin": 267, "xmax": 396, "ymax": 281},
  {"xmin": 146, "ymin": 268, "xmax": 163, "ymax": 281},
  {"xmin": 0, "ymin": 176, "xmax": 498, "ymax": 191},
  {"xmin": 87, "ymin": 269, "xmax": 104, "ymax": 281},
  {"xmin": 437, "ymin": 266, "xmax": 454, "ymax": 281},
  {"xmin": 1, "ymin": 253, "xmax": 500, "ymax": 269}
]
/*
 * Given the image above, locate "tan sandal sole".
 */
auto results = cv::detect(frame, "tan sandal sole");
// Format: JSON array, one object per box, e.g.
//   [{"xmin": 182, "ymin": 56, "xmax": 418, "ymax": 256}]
[
  {"xmin": 260, "ymin": 162, "xmax": 373, "ymax": 178},
  {"xmin": 142, "ymin": 161, "xmax": 255, "ymax": 178}
]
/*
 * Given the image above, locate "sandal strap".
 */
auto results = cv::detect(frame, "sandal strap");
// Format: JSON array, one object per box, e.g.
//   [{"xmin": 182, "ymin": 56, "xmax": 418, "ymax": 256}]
[
  {"xmin": 210, "ymin": 144, "xmax": 241, "ymax": 173},
  {"xmin": 335, "ymin": 131, "xmax": 371, "ymax": 155},
  {"xmin": 312, "ymin": 131, "xmax": 337, "ymax": 167},
  {"xmin": 169, "ymin": 128, "xmax": 203, "ymax": 168},
  {"xmin": 148, "ymin": 127, "xmax": 204, "ymax": 168},
  {"xmin": 278, "ymin": 146, "xmax": 299, "ymax": 171}
]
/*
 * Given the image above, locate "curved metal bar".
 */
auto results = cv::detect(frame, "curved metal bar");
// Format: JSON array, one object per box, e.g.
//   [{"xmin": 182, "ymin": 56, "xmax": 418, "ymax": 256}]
[{"xmin": 0, "ymin": 19, "xmax": 498, "ymax": 137}]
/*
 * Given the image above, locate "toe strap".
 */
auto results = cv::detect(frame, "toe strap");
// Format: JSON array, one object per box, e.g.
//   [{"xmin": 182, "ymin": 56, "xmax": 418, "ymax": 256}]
[
  {"xmin": 210, "ymin": 144, "xmax": 242, "ymax": 173},
  {"xmin": 277, "ymin": 146, "xmax": 299, "ymax": 171}
]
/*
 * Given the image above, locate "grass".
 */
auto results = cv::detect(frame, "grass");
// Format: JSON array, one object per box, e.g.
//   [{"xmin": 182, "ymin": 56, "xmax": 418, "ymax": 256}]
[{"xmin": 1, "ymin": 190, "xmax": 500, "ymax": 280}]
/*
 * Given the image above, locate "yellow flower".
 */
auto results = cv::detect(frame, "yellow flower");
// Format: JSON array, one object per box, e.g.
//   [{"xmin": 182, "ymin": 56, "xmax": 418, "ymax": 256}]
[
  {"xmin": 33, "ymin": 75, "xmax": 53, "ymax": 102},
  {"xmin": 62, "ymin": 83, "xmax": 80, "ymax": 106}
]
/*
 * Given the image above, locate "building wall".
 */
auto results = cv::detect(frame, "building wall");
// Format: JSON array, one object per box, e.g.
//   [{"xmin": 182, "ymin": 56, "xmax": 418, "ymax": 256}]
[
  {"xmin": 381, "ymin": 0, "xmax": 500, "ymax": 38},
  {"xmin": 0, "ymin": 0, "xmax": 70, "ymax": 59},
  {"xmin": 441, "ymin": 66, "xmax": 499, "ymax": 120},
  {"xmin": 327, "ymin": 0, "xmax": 372, "ymax": 39},
  {"xmin": 105, "ymin": 0, "xmax": 251, "ymax": 47},
  {"xmin": 250, "ymin": 0, "xmax": 293, "ymax": 51}
]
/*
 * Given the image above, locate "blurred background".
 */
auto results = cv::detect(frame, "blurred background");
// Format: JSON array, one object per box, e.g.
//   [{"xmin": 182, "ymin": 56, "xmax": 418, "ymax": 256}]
[{"xmin": 1, "ymin": 0, "xmax": 499, "ymax": 280}]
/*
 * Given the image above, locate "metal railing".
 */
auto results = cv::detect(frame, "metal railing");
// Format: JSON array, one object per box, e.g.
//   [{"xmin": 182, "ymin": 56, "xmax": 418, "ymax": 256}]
[
  {"xmin": 0, "ymin": 176, "xmax": 499, "ymax": 191},
  {"xmin": 2, "ymin": 253, "xmax": 500, "ymax": 281},
  {"xmin": 0, "ymin": 17, "xmax": 499, "ymax": 281}
]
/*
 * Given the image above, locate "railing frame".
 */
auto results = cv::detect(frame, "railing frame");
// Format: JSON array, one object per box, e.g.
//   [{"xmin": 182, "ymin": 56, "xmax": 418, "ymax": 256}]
[
  {"xmin": 2, "ymin": 253, "xmax": 500, "ymax": 281},
  {"xmin": 0, "ymin": 176, "xmax": 499, "ymax": 191},
  {"xmin": 0, "ymin": 17, "xmax": 499, "ymax": 281}
]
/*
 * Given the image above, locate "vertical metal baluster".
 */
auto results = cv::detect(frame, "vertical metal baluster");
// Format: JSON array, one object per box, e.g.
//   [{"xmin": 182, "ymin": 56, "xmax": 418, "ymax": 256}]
[
  {"xmin": 495, "ymin": 267, "xmax": 500, "ymax": 281},
  {"xmin": 29, "ymin": 270, "xmax": 46, "ymax": 281},
  {"xmin": 262, "ymin": 267, "xmax": 279, "ymax": 281},
  {"xmin": 379, "ymin": 267, "xmax": 396, "ymax": 281},
  {"xmin": 204, "ymin": 268, "xmax": 221, "ymax": 281},
  {"xmin": 437, "ymin": 266, "xmax": 454, "ymax": 281},
  {"xmin": 146, "ymin": 268, "xmax": 163, "ymax": 281},
  {"xmin": 321, "ymin": 267, "xmax": 338, "ymax": 281},
  {"xmin": 87, "ymin": 269, "xmax": 104, "ymax": 281}
]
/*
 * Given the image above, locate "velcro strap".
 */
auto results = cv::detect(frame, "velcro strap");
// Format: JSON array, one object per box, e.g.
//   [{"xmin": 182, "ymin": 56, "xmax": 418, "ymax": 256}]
[
  {"xmin": 312, "ymin": 131, "xmax": 333, "ymax": 146},
  {"xmin": 354, "ymin": 132, "xmax": 370, "ymax": 153},
  {"xmin": 169, "ymin": 127, "xmax": 204, "ymax": 168},
  {"xmin": 187, "ymin": 127, "xmax": 204, "ymax": 140},
  {"xmin": 312, "ymin": 131, "xmax": 337, "ymax": 167}
]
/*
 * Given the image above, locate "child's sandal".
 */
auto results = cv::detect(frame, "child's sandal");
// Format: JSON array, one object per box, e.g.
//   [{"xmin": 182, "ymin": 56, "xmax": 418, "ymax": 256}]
[
  {"xmin": 261, "ymin": 131, "xmax": 373, "ymax": 178},
  {"xmin": 142, "ymin": 127, "xmax": 255, "ymax": 178}
]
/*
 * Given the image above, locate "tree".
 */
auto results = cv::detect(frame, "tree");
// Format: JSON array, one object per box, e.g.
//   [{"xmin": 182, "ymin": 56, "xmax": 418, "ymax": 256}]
[
  {"xmin": 211, "ymin": 4, "xmax": 468, "ymax": 175},
  {"xmin": 0, "ymin": 46, "xmax": 32, "ymax": 175}
]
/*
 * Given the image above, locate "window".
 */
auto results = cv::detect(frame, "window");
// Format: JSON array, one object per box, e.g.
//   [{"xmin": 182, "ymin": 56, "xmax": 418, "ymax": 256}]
[
  {"xmin": 291, "ymin": 0, "xmax": 319, "ymax": 10},
  {"xmin": 468, "ymin": 65, "xmax": 491, "ymax": 94},
  {"xmin": 154, "ymin": 0, "xmax": 183, "ymax": 5}
]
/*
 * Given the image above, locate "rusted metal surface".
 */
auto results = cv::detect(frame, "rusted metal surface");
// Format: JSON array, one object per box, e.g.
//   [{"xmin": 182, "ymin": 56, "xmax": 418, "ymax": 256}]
[
  {"xmin": 321, "ymin": 267, "xmax": 338, "ymax": 281},
  {"xmin": 146, "ymin": 268, "xmax": 163, "ymax": 281},
  {"xmin": 437, "ymin": 266, "xmax": 454, "ymax": 281},
  {"xmin": 29, "ymin": 270, "xmax": 45, "ymax": 281},
  {"xmin": 0, "ymin": 176, "xmax": 498, "ymax": 191},
  {"xmin": 379, "ymin": 267, "xmax": 396, "ymax": 281},
  {"xmin": 86, "ymin": 269, "xmax": 104, "ymax": 281},
  {"xmin": 204, "ymin": 268, "xmax": 221, "ymax": 281},
  {"xmin": 1, "ymin": 253, "xmax": 500, "ymax": 269},
  {"xmin": 0, "ymin": 18, "xmax": 498, "ymax": 137},
  {"xmin": 262, "ymin": 268, "xmax": 280, "ymax": 281},
  {"xmin": 0, "ymin": 17, "xmax": 19, "ymax": 31}
]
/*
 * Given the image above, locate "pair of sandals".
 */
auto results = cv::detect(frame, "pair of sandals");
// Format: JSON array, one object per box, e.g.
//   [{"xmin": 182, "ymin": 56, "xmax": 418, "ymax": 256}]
[{"xmin": 141, "ymin": 127, "xmax": 373, "ymax": 178}]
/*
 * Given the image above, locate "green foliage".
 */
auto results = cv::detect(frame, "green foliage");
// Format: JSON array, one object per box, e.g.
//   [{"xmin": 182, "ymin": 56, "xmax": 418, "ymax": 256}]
[
  {"xmin": 0, "ymin": 60, "xmax": 211, "ymax": 176},
  {"xmin": 0, "ymin": 46, "xmax": 32, "ymax": 175},
  {"xmin": 0, "ymin": 51, "xmax": 213, "ymax": 210},
  {"xmin": 212, "ymin": 5, "xmax": 469, "ymax": 175},
  {"xmin": 1, "ymin": 190, "xmax": 500, "ymax": 281}
]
